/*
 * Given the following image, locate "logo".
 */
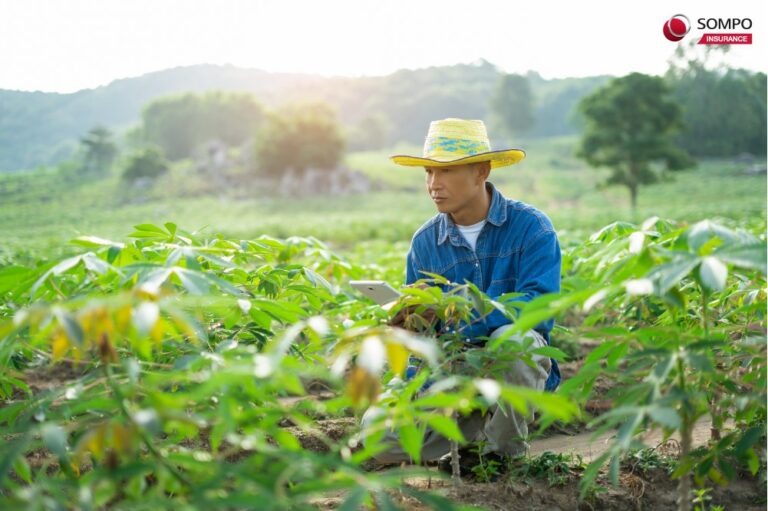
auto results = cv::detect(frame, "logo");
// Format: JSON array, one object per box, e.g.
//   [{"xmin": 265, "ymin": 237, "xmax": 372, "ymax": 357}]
[
  {"xmin": 662, "ymin": 13, "xmax": 753, "ymax": 45},
  {"xmin": 663, "ymin": 14, "xmax": 691, "ymax": 42}
]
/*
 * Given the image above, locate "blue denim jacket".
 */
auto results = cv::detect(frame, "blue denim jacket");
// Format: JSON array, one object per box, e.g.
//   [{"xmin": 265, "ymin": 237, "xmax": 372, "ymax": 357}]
[{"xmin": 405, "ymin": 181, "xmax": 561, "ymax": 391}]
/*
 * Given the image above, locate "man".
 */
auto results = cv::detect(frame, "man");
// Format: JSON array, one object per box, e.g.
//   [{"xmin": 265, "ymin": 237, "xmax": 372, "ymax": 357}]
[{"xmin": 362, "ymin": 118, "xmax": 561, "ymax": 474}]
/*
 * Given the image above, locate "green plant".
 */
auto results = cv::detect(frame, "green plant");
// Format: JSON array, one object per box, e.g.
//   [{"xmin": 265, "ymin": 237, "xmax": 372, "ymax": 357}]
[
  {"xmin": 554, "ymin": 217, "xmax": 766, "ymax": 511},
  {"xmin": 624, "ymin": 446, "xmax": 676, "ymax": 475},
  {"xmin": 509, "ymin": 451, "xmax": 585, "ymax": 487},
  {"xmin": 469, "ymin": 442, "xmax": 504, "ymax": 483}
]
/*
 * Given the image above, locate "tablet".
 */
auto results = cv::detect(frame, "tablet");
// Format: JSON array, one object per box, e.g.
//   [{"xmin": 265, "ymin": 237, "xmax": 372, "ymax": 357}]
[{"xmin": 349, "ymin": 280, "xmax": 402, "ymax": 305}]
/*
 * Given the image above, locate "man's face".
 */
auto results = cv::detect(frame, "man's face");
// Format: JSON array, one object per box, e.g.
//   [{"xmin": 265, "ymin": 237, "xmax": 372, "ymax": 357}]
[{"xmin": 424, "ymin": 162, "xmax": 490, "ymax": 217}]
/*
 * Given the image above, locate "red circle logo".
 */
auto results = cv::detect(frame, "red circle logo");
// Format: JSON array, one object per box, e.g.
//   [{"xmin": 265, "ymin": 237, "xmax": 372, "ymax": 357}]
[{"xmin": 663, "ymin": 14, "xmax": 691, "ymax": 42}]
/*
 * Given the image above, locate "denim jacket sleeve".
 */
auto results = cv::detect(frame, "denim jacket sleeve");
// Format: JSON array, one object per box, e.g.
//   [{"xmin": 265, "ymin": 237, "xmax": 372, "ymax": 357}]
[
  {"xmin": 463, "ymin": 229, "xmax": 561, "ymax": 340},
  {"xmin": 405, "ymin": 248, "xmax": 419, "ymax": 285}
]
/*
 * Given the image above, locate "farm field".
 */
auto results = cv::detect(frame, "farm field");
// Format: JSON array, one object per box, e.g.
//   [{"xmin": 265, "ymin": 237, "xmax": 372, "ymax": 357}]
[
  {"xmin": 1, "ymin": 137, "xmax": 765, "ymax": 255},
  {"xmin": 0, "ymin": 137, "xmax": 765, "ymax": 510}
]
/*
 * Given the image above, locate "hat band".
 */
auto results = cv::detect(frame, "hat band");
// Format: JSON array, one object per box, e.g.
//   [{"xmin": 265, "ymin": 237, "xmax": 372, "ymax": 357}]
[{"xmin": 424, "ymin": 136, "xmax": 491, "ymax": 158}]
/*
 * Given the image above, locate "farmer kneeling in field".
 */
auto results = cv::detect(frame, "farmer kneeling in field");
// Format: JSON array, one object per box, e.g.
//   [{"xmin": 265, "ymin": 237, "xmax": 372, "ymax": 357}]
[{"xmin": 361, "ymin": 118, "xmax": 561, "ymax": 474}]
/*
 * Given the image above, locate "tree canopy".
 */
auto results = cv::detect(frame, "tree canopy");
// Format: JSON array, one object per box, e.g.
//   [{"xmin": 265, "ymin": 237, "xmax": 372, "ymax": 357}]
[
  {"xmin": 79, "ymin": 125, "xmax": 117, "ymax": 173},
  {"xmin": 577, "ymin": 72, "xmax": 694, "ymax": 210},
  {"xmin": 139, "ymin": 91, "xmax": 264, "ymax": 160},
  {"xmin": 255, "ymin": 102, "xmax": 345, "ymax": 177},
  {"xmin": 490, "ymin": 74, "xmax": 535, "ymax": 140},
  {"xmin": 121, "ymin": 146, "xmax": 169, "ymax": 182}
]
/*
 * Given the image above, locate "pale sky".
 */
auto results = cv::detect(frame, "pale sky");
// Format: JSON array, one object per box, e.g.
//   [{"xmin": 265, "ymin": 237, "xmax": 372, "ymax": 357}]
[{"xmin": 0, "ymin": 0, "xmax": 765, "ymax": 92}]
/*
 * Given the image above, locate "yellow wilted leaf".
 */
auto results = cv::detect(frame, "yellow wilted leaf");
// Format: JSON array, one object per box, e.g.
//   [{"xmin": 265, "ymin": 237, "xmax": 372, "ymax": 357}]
[
  {"xmin": 150, "ymin": 318, "xmax": 165, "ymax": 344},
  {"xmin": 115, "ymin": 305, "xmax": 132, "ymax": 333},
  {"xmin": 385, "ymin": 341, "xmax": 409, "ymax": 376},
  {"xmin": 52, "ymin": 330, "xmax": 69, "ymax": 361},
  {"xmin": 111, "ymin": 423, "xmax": 134, "ymax": 456},
  {"xmin": 346, "ymin": 366, "xmax": 380, "ymax": 406},
  {"xmin": 76, "ymin": 423, "xmax": 107, "ymax": 463},
  {"xmin": 93, "ymin": 308, "xmax": 115, "ymax": 339}
]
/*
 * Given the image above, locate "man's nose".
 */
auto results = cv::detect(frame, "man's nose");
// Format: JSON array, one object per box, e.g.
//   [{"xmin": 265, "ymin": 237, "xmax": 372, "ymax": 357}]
[{"xmin": 428, "ymin": 172, "xmax": 443, "ymax": 190}]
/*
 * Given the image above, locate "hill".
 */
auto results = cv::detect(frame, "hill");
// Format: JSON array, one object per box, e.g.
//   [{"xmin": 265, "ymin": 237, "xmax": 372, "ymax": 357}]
[{"xmin": 0, "ymin": 61, "xmax": 611, "ymax": 171}]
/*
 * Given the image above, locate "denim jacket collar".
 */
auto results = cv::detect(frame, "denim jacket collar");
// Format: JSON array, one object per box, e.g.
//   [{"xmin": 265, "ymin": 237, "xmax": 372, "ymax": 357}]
[{"xmin": 437, "ymin": 181, "xmax": 508, "ymax": 246}]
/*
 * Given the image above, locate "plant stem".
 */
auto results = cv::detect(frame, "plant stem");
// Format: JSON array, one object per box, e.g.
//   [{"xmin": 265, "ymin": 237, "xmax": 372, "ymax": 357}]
[
  {"xmin": 450, "ymin": 423, "xmax": 461, "ymax": 487},
  {"xmin": 103, "ymin": 364, "xmax": 192, "ymax": 489},
  {"xmin": 676, "ymin": 355, "xmax": 692, "ymax": 511},
  {"xmin": 701, "ymin": 287, "xmax": 709, "ymax": 338}
]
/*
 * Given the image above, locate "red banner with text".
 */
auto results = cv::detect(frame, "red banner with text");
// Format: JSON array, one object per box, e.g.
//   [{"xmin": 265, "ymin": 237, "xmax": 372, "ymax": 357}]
[{"xmin": 698, "ymin": 33, "xmax": 752, "ymax": 44}]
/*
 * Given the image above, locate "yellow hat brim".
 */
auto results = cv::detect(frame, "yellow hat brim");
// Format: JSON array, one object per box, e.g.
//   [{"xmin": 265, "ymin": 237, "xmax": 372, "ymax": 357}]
[{"xmin": 390, "ymin": 149, "xmax": 525, "ymax": 169}]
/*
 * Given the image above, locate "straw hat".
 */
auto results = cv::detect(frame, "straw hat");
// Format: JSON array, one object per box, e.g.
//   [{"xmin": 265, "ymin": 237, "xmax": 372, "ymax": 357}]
[{"xmin": 390, "ymin": 118, "xmax": 525, "ymax": 169}]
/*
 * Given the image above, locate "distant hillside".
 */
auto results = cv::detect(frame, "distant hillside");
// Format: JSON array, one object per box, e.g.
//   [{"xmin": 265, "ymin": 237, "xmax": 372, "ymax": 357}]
[{"xmin": 0, "ymin": 61, "xmax": 611, "ymax": 171}]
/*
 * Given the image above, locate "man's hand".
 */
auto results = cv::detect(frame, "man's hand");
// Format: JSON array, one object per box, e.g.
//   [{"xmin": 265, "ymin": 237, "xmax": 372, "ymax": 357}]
[
  {"xmin": 389, "ymin": 305, "xmax": 438, "ymax": 330},
  {"xmin": 387, "ymin": 283, "xmax": 438, "ymax": 332}
]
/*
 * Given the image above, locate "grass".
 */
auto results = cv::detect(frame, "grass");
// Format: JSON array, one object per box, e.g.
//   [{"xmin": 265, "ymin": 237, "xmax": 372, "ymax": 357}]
[{"xmin": 0, "ymin": 136, "xmax": 764, "ymax": 259}]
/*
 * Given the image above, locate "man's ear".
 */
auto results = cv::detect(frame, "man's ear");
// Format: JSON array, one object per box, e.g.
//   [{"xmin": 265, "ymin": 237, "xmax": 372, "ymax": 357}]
[{"xmin": 476, "ymin": 161, "xmax": 491, "ymax": 181}]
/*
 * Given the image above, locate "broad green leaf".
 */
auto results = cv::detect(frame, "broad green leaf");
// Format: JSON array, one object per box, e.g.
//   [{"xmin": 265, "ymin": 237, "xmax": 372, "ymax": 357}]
[
  {"xmin": 338, "ymin": 487, "xmax": 368, "ymax": 511},
  {"xmin": 0, "ymin": 266, "xmax": 32, "ymax": 294},
  {"xmin": 426, "ymin": 415, "xmax": 464, "ymax": 442},
  {"xmin": 687, "ymin": 220, "xmax": 742, "ymax": 252},
  {"xmin": 173, "ymin": 268, "xmax": 211, "ymax": 295},
  {"xmin": 303, "ymin": 267, "xmax": 334, "ymax": 293},
  {"xmin": 531, "ymin": 345, "xmax": 568, "ymax": 361},
  {"xmin": 358, "ymin": 336, "xmax": 385, "ymax": 375},
  {"xmin": 474, "ymin": 378, "xmax": 501, "ymax": 402},
  {"xmin": 713, "ymin": 243, "xmax": 767, "ymax": 273},
  {"xmin": 734, "ymin": 426, "xmax": 763, "ymax": 455},
  {"xmin": 0, "ymin": 432, "xmax": 30, "ymax": 486},
  {"xmin": 133, "ymin": 302, "xmax": 159, "ymax": 335},
  {"xmin": 70, "ymin": 235, "xmax": 124, "ymax": 248},
  {"xmin": 132, "ymin": 409, "xmax": 161, "ymax": 435},
  {"xmin": 648, "ymin": 407, "xmax": 681, "ymax": 429},
  {"xmin": 133, "ymin": 223, "xmax": 167, "ymax": 234},
  {"xmin": 648, "ymin": 255, "xmax": 699, "ymax": 294},
  {"xmin": 82, "ymin": 253, "xmax": 112, "ymax": 275},
  {"xmin": 398, "ymin": 423, "xmax": 423, "ymax": 463},
  {"xmin": 12, "ymin": 456, "xmax": 32, "ymax": 484},
  {"xmin": 698, "ymin": 256, "xmax": 728, "ymax": 292},
  {"xmin": 42, "ymin": 423, "xmax": 68, "ymax": 460}
]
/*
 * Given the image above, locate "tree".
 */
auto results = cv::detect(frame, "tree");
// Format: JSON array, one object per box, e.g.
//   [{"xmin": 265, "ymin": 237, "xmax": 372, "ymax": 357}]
[
  {"xmin": 576, "ymin": 73, "xmax": 694, "ymax": 210},
  {"xmin": 80, "ymin": 125, "xmax": 117, "ymax": 173},
  {"xmin": 665, "ymin": 43, "xmax": 767, "ymax": 158},
  {"xmin": 490, "ymin": 74, "xmax": 534, "ymax": 140},
  {"xmin": 121, "ymin": 146, "xmax": 169, "ymax": 182},
  {"xmin": 140, "ymin": 92, "xmax": 264, "ymax": 160},
  {"xmin": 255, "ymin": 102, "xmax": 344, "ymax": 178}
]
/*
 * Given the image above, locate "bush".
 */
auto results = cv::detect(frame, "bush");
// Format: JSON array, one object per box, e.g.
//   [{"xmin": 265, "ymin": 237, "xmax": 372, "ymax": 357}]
[
  {"xmin": 121, "ymin": 146, "xmax": 169, "ymax": 182},
  {"xmin": 254, "ymin": 101, "xmax": 344, "ymax": 178}
]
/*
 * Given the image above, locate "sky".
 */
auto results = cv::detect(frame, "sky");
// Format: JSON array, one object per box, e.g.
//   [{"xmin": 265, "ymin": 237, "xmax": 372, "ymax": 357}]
[{"xmin": 0, "ymin": 0, "xmax": 765, "ymax": 93}]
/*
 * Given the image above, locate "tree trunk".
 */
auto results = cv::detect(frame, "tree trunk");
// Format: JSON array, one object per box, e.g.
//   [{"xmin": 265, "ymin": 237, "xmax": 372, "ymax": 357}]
[{"xmin": 628, "ymin": 183, "xmax": 638, "ymax": 212}]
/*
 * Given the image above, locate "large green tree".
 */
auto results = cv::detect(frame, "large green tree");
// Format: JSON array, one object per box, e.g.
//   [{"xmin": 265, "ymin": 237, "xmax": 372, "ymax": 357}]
[
  {"xmin": 490, "ymin": 73, "xmax": 534, "ymax": 140},
  {"xmin": 577, "ymin": 72, "xmax": 693, "ymax": 210},
  {"xmin": 255, "ymin": 102, "xmax": 344, "ymax": 178},
  {"xmin": 80, "ymin": 125, "xmax": 118, "ymax": 173}
]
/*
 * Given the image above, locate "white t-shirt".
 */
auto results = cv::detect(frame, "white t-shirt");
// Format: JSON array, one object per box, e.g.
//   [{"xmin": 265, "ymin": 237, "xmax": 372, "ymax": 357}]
[{"xmin": 457, "ymin": 219, "xmax": 486, "ymax": 252}]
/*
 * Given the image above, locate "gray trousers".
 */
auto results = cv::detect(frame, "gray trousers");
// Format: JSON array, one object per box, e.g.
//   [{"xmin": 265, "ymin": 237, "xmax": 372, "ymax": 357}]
[{"xmin": 361, "ymin": 326, "xmax": 552, "ymax": 463}]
